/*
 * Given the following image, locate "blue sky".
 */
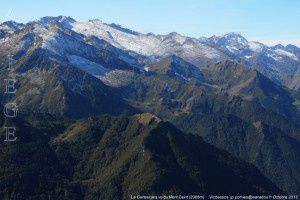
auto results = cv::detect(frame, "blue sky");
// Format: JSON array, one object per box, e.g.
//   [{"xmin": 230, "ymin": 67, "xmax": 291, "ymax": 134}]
[{"xmin": 0, "ymin": 0, "xmax": 299, "ymax": 46}]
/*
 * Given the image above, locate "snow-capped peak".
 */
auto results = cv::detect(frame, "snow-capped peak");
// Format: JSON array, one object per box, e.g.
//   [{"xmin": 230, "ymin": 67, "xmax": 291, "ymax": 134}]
[
  {"xmin": 204, "ymin": 33, "xmax": 250, "ymax": 55},
  {"xmin": 72, "ymin": 19, "xmax": 161, "ymax": 55},
  {"xmin": 162, "ymin": 32, "xmax": 187, "ymax": 44},
  {"xmin": 72, "ymin": 19, "xmax": 225, "ymax": 63},
  {"xmin": 224, "ymin": 32, "xmax": 247, "ymax": 42},
  {"xmin": 36, "ymin": 16, "xmax": 76, "ymax": 29},
  {"xmin": 223, "ymin": 33, "xmax": 248, "ymax": 48}
]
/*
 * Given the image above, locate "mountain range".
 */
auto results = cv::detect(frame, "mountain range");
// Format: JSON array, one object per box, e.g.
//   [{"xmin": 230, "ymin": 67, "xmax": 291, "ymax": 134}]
[
  {"xmin": 1, "ymin": 16, "xmax": 300, "ymax": 90},
  {"xmin": 0, "ymin": 16, "xmax": 299, "ymax": 198}
]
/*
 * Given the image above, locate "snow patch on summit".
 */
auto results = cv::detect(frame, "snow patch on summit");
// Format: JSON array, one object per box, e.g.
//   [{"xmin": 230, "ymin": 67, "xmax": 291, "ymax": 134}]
[
  {"xmin": 72, "ymin": 20, "xmax": 160, "ymax": 55},
  {"xmin": 72, "ymin": 20, "xmax": 224, "ymax": 61}
]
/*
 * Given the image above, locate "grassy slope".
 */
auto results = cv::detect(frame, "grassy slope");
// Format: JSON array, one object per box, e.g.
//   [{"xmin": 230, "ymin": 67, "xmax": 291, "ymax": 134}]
[{"xmin": 0, "ymin": 113, "xmax": 283, "ymax": 199}]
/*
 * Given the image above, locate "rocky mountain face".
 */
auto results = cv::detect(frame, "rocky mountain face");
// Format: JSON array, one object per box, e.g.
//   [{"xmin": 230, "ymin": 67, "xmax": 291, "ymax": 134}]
[
  {"xmin": 114, "ymin": 58, "xmax": 300, "ymax": 193},
  {"xmin": 0, "ymin": 21, "xmax": 24, "ymax": 39},
  {"xmin": 202, "ymin": 60, "xmax": 298, "ymax": 122},
  {"xmin": 0, "ymin": 18, "xmax": 137, "ymax": 118},
  {"xmin": 0, "ymin": 113, "xmax": 284, "ymax": 199},
  {"xmin": 147, "ymin": 55, "xmax": 204, "ymax": 82},
  {"xmin": 0, "ymin": 16, "xmax": 299, "ymax": 196}
]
